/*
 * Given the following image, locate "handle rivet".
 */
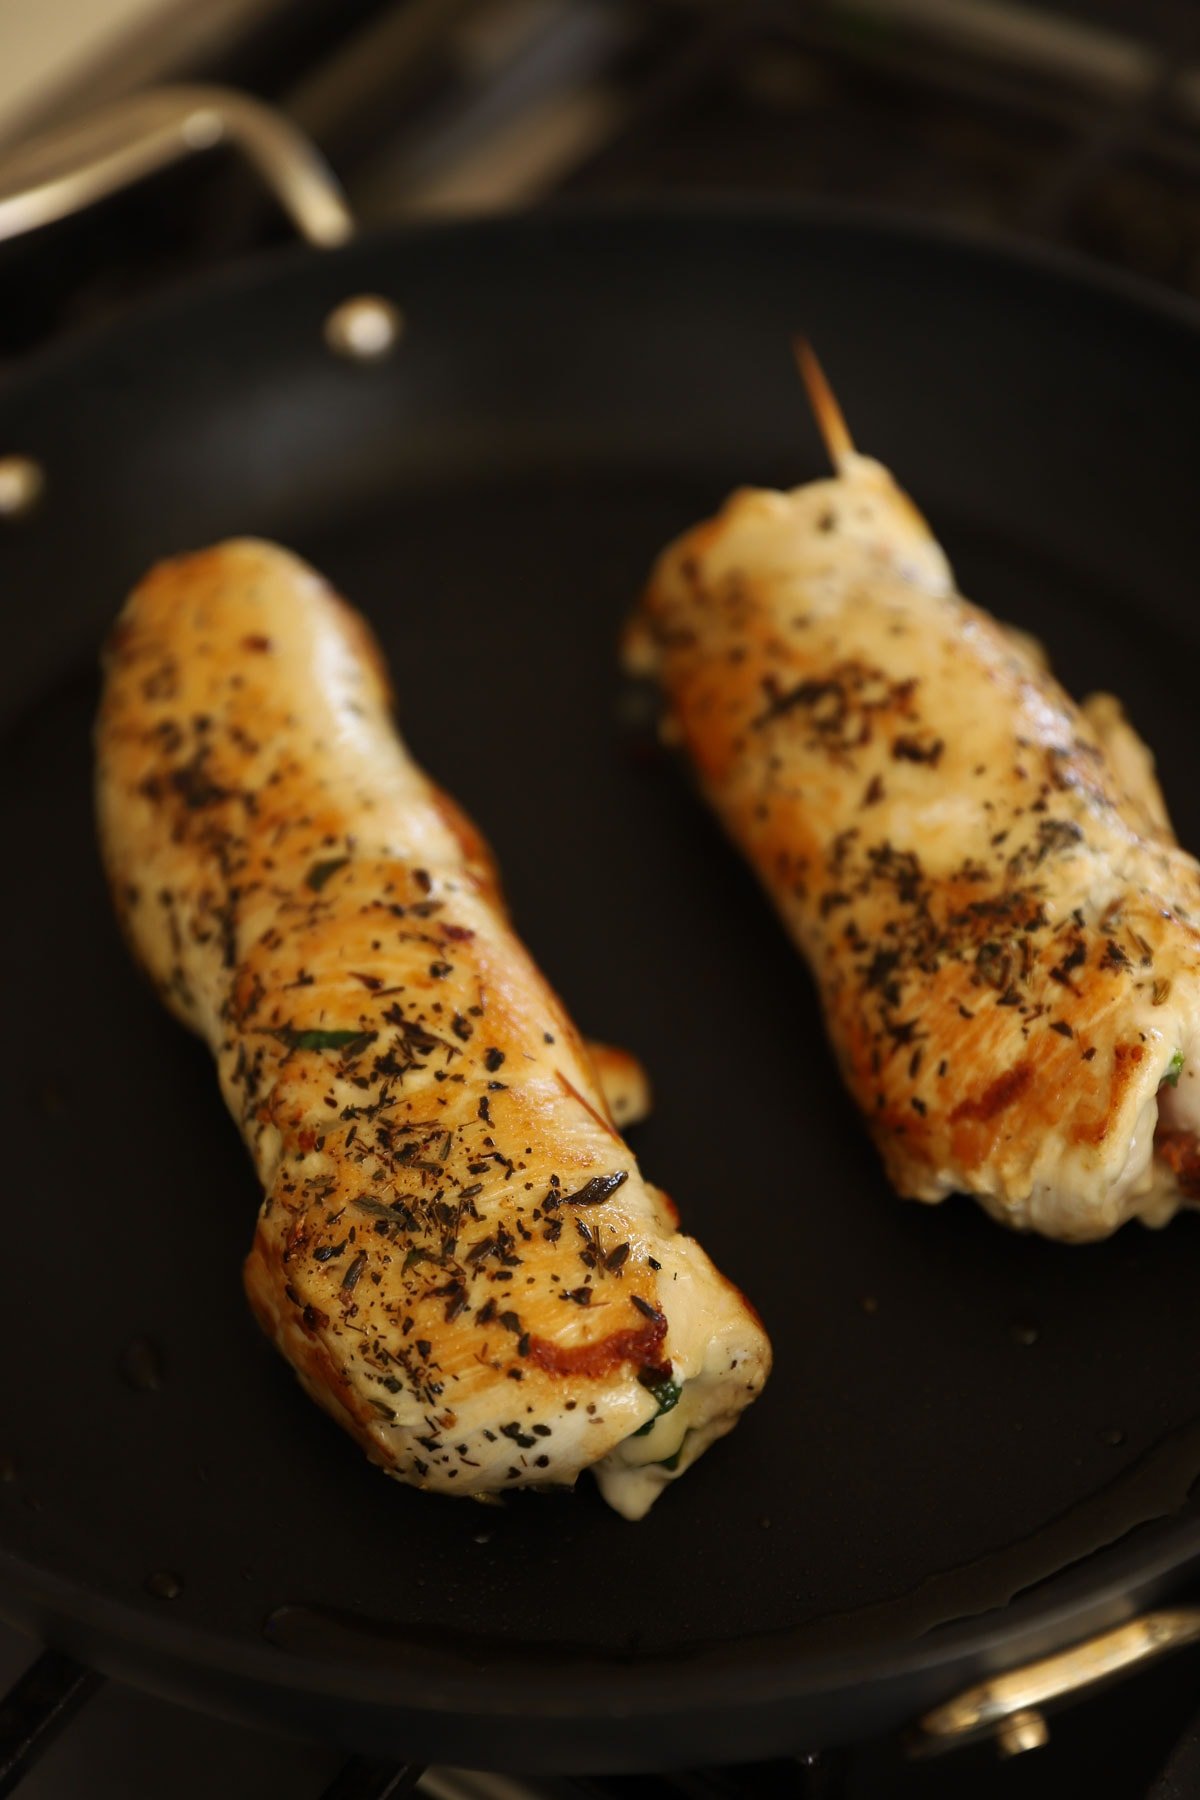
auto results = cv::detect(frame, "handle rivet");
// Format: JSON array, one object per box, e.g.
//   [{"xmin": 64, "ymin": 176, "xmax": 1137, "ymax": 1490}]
[
  {"xmin": 181, "ymin": 109, "xmax": 221, "ymax": 150},
  {"xmin": 324, "ymin": 295, "xmax": 403, "ymax": 361},
  {"xmin": 0, "ymin": 455, "xmax": 44, "ymax": 519},
  {"xmin": 996, "ymin": 1708, "xmax": 1050, "ymax": 1757}
]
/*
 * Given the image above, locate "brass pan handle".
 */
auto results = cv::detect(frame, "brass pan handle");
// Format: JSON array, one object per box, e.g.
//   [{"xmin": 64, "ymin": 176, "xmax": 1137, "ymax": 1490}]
[
  {"xmin": 0, "ymin": 85, "xmax": 355, "ymax": 248},
  {"xmin": 912, "ymin": 1607, "xmax": 1200, "ymax": 1757}
]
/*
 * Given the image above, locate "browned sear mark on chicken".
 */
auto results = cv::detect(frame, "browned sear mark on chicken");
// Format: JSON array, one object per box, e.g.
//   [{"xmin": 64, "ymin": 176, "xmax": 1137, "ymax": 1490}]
[
  {"xmin": 1071, "ymin": 1042, "xmax": 1145, "ymax": 1146},
  {"xmin": 949, "ymin": 1062, "xmax": 1033, "ymax": 1124},
  {"xmin": 525, "ymin": 1305, "xmax": 668, "ymax": 1380}
]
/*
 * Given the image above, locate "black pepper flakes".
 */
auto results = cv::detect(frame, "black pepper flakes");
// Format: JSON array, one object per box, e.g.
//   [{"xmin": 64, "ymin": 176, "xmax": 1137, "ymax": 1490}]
[
  {"xmin": 562, "ymin": 1171, "xmax": 628, "ymax": 1207},
  {"xmin": 1050, "ymin": 942, "xmax": 1087, "ymax": 987},
  {"xmin": 306, "ymin": 856, "xmax": 350, "ymax": 891}
]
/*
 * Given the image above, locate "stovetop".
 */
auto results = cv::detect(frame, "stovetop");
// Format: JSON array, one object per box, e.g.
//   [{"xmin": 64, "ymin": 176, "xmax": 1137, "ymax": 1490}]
[
  {"xmin": 5, "ymin": 1608, "xmax": 1200, "ymax": 1798},
  {"xmin": 5, "ymin": 2, "xmax": 1200, "ymax": 1793}
]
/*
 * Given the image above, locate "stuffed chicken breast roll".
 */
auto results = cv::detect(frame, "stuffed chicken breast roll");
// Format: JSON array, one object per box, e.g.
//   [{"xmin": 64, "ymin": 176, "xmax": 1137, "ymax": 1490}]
[
  {"xmin": 96, "ymin": 539, "xmax": 769, "ymax": 1518},
  {"xmin": 630, "ymin": 349, "xmax": 1200, "ymax": 1243}
]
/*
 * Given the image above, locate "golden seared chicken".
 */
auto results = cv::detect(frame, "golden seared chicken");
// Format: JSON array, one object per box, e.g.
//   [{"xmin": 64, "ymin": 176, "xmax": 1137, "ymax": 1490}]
[
  {"xmin": 95, "ymin": 540, "xmax": 769, "ymax": 1518},
  {"xmin": 630, "ymin": 348, "xmax": 1200, "ymax": 1243}
]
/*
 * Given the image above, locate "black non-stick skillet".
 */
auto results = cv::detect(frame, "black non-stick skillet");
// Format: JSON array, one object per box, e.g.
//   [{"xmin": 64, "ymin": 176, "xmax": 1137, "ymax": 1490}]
[{"xmin": 3, "ymin": 85, "xmax": 1200, "ymax": 1774}]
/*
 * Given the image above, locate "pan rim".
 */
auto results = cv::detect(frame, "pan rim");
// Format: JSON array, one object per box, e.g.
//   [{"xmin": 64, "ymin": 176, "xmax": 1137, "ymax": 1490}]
[
  {"xmin": 2, "ymin": 1518, "xmax": 1199, "ymax": 1724},
  {"xmin": 3, "ymin": 193, "xmax": 1200, "ymax": 403}
]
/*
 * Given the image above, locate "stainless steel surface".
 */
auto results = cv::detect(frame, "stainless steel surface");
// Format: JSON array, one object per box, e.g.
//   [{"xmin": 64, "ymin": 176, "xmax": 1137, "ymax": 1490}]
[
  {"xmin": 0, "ymin": 0, "xmax": 291, "ymax": 151},
  {"xmin": 0, "ymin": 85, "xmax": 354, "ymax": 249},
  {"xmin": 914, "ymin": 1610, "xmax": 1200, "ymax": 1756}
]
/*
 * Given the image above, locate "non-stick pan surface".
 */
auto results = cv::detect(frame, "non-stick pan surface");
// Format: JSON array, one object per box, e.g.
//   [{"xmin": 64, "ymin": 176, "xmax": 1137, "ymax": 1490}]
[{"xmin": 3, "ymin": 209, "xmax": 1200, "ymax": 1770}]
